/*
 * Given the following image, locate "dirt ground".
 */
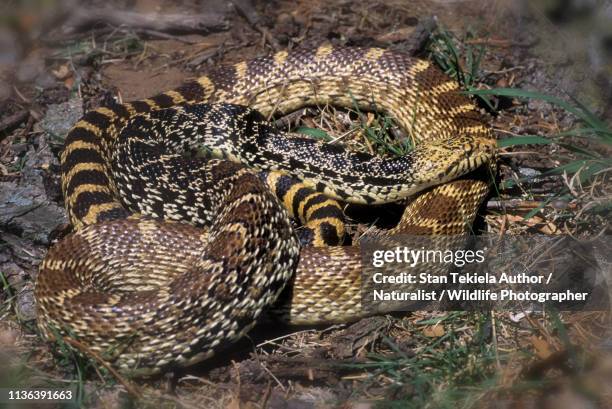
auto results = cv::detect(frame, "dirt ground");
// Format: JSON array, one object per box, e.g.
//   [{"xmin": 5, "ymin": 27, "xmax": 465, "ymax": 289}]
[{"xmin": 0, "ymin": 0, "xmax": 611, "ymax": 408}]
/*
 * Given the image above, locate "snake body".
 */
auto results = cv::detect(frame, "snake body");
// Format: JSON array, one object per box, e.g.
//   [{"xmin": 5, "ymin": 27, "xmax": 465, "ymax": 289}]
[{"xmin": 35, "ymin": 46, "xmax": 495, "ymax": 375}]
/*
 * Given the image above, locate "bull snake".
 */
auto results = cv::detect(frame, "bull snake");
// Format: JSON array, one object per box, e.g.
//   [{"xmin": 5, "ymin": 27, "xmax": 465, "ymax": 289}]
[{"xmin": 34, "ymin": 45, "xmax": 496, "ymax": 376}]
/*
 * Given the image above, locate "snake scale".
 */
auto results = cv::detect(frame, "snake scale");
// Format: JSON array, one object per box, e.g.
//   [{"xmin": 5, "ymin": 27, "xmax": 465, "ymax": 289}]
[{"xmin": 34, "ymin": 45, "xmax": 496, "ymax": 376}]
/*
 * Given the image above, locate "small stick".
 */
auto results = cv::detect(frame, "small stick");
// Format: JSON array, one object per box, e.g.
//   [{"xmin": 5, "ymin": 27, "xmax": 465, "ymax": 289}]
[
  {"xmin": 487, "ymin": 199, "xmax": 544, "ymax": 210},
  {"xmin": 232, "ymin": 0, "xmax": 281, "ymax": 51},
  {"xmin": 0, "ymin": 111, "xmax": 29, "ymax": 135},
  {"xmin": 61, "ymin": 337, "xmax": 142, "ymax": 399},
  {"xmin": 64, "ymin": 8, "xmax": 230, "ymax": 35},
  {"xmin": 273, "ymin": 108, "xmax": 317, "ymax": 129}
]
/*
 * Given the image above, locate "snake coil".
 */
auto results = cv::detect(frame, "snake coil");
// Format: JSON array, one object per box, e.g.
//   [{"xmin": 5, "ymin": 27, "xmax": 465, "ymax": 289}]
[{"xmin": 35, "ymin": 46, "xmax": 495, "ymax": 375}]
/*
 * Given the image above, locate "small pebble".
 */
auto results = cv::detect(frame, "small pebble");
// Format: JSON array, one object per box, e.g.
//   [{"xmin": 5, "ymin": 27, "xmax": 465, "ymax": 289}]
[
  {"xmin": 519, "ymin": 167, "xmax": 541, "ymax": 178},
  {"xmin": 550, "ymin": 199, "xmax": 569, "ymax": 210},
  {"xmin": 38, "ymin": 97, "xmax": 83, "ymax": 140},
  {"xmin": 496, "ymin": 77, "xmax": 509, "ymax": 88},
  {"xmin": 17, "ymin": 284, "xmax": 37, "ymax": 322}
]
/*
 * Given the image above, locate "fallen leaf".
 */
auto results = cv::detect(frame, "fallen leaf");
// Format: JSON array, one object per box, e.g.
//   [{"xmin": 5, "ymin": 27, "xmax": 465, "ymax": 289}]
[
  {"xmin": 505, "ymin": 214, "xmax": 559, "ymax": 234},
  {"xmin": 539, "ymin": 222, "xmax": 558, "ymax": 235},
  {"xmin": 226, "ymin": 394, "xmax": 241, "ymax": 409},
  {"xmin": 376, "ymin": 26, "xmax": 417, "ymax": 43},
  {"xmin": 530, "ymin": 335, "xmax": 553, "ymax": 359},
  {"xmin": 52, "ymin": 64, "xmax": 71, "ymax": 80},
  {"xmin": 63, "ymin": 76, "xmax": 75, "ymax": 90},
  {"xmin": 423, "ymin": 325, "xmax": 445, "ymax": 338}
]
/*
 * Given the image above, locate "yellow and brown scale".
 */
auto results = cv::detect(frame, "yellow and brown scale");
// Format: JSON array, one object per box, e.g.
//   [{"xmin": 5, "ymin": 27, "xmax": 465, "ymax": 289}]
[{"xmin": 36, "ymin": 45, "xmax": 496, "ymax": 375}]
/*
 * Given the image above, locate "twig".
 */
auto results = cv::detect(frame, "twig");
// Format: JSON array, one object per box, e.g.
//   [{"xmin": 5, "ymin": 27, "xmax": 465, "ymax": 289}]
[
  {"xmin": 62, "ymin": 7, "xmax": 230, "ymax": 36},
  {"xmin": 257, "ymin": 361, "xmax": 286, "ymax": 391},
  {"xmin": 260, "ymin": 382, "xmax": 272, "ymax": 409},
  {"xmin": 127, "ymin": 29, "xmax": 201, "ymax": 44},
  {"xmin": 0, "ymin": 111, "xmax": 29, "ymax": 135},
  {"xmin": 187, "ymin": 47, "xmax": 224, "ymax": 68},
  {"xmin": 232, "ymin": 0, "xmax": 281, "ymax": 51},
  {"xmin": 483, "ymin": 66, "xmax": 525, "ymax": 75},
  {"xmin": 256, "ymin": 328, "xmax": 319, "ymax": 349},
  {"xmin": 273, "ymin": 108, "xmax": 317, "ymax": 129},
  {"xmin": 490, "ymin": 311, "xmax": 502, "ymax": 370},
  {"xmin": 61, "ymin": 337, "xmax": 142, "ymax": 399},
  {"xmin": 12, "ymin": 87, "xmax": 30, "ymax": 104},
  {"xmin": 464, "ymin": 38, "xmax": 536, "ymax": 48},
  {"xmin": 487, "ymin": 199, "xmax": 544, "ymax": 210}
]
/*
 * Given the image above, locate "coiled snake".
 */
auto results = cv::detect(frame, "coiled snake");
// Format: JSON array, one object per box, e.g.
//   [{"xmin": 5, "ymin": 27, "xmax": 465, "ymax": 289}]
[{"xmin": 34, "ymin": 45, "xmax": 496, "ymax": 375}]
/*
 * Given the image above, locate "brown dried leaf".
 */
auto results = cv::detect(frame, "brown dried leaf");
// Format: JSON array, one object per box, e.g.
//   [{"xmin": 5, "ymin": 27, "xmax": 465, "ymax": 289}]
[
  {"xmin": 226, "ymin": 394, "xmax": 241, "ymax": 409},
  {"xmin": 63, "ymin": 76, "xmax": 75, "ymax": 90},
  {"xmin": 52, "ymin": 64, "xmax": 71, "ymax": 80},
  {"xmin": 376, "ymin": 26, "xmax": 417, "ymax": 43},
  {"xmin": 539, "ymin": 222, "xmax": 558, "ymax": 235},
  {"xmin": 423, "ymin": 325, "xmax": 445, "ymax": 338},
  {"xmin": 530, "ymin": 335, "xmax": 553, "ymax": 359}
]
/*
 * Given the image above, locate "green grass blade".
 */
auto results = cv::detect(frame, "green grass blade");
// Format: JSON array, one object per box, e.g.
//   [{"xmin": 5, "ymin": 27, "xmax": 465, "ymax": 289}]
[
  {"xmin": 544, "ymin": 158, "xmax": 609, "ymax": 174},
  {"xmin": 294, "ymin": 126, "xmax": 332, "ymax": 141},
  {"xmin": 575, "ymin": 161, "xmax": 610, "ymax": 184},
  {"xmin": 472, "ymin": 44, "xmax": 486, "ymax": 83},
  {"xmin": 523, "ymin": 200, "xmax": 549, "ymax": 219},
  {"xmin": 497, "ymin": 136, "xmax": 553, "ymax": 147},
  {"xmin": 466, "ymin": 88, "xmax": 596, "ymax": 128},
  {"xmin": 557, "ymin": 142, "xmax": 600, "ymax": 159},
  {"xmin": 567, "ymin": 93, "xmax": 610, "ymax": 132}
]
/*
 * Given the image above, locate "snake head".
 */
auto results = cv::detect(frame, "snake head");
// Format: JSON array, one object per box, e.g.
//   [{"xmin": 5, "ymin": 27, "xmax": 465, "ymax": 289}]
[{"xmin": 411, "ymin": 135, "xmax": 496, "ymax": 186}]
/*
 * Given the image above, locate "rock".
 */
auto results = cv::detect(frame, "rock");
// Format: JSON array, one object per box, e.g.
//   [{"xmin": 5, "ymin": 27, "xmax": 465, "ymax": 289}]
[
  {"xmin": 399, "ymin": 16, "xmax": 438, "ymax": 55},
  {"xmin": 267, "ymin": 391, "xmax": 314, "ymax": 409},
  {"xmin": 0, "ymin": 232, "xmax": 45, "ymax": 268},
  {"xmin": 23, "ymin": 134, "xmax": 59, "ymax": 176},
  {"xmin": 2, "ymin": 261, "xmax": 27, "ymax": 291},
  {"xmin": 38, "ymin": 97, "xmax": 83, "ymax": 140},
  {"xmin": 0, "ymin": 261, "xmax": 36, "ymax": 322},
  {"xmin": 550, "ymin": 199, "xmax": 569, "ymax": 210},
  {"xmin": 519, "ymin": 167, "xmax": 542, "ymax": 179},
  {"xmin": 0, "ymin": 134, "xmax": 66, "ymax": 245},
  {"xmin": 34, "ymin": 71, "xmax": 58, "ymax": 89},
  {"xmin": 16, "ymin": 282, "xmax": 36, "ymax": 322},
  {"xmin": 0, "ymin": 180, "xmax": 66, "ymax": 245},
  {"xmin": 275, "ymin": 13, "xmax": 299, "ymax": 45},
  {"xmin": 0, "ymin": 249, "xmax": 9, "ymax": 264},
  {"xmin": 527, "ymin": 98, "xmax": 553, "ymax": 115}
]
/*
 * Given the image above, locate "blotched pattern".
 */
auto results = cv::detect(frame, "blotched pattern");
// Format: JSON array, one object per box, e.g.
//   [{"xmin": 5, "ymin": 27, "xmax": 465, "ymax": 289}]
[{"xmin": 35, "ymin": 46, "xmax": 496, "ymax": 375}]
